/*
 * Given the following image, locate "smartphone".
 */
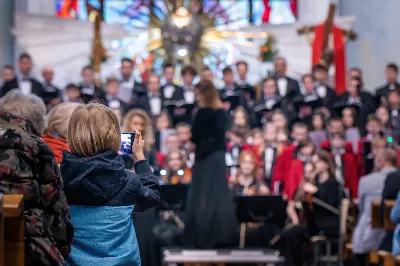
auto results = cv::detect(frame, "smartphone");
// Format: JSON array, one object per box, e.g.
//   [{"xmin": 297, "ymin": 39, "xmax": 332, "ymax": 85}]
[{"xmin": 119, "ymin": 132, "xmax": 136, "ymax": 155}]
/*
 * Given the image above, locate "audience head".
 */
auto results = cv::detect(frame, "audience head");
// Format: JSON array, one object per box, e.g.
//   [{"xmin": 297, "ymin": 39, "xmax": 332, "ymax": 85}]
[
  {"xmin": 181, "ymin": 65, "xmax": 197, "ymax": 86},
  {"xmin": 165, "ymin": 150, "xmax": 185, "ymax": 172},
  {"xmin": 67, "ymin": 103, "xmax": 120, "ymax": 156},
  {"xmin": 342, "ymin": 107, "xmax": 358, "ymax": 129},
  {"xmin": 388, "ymin": 88, "xmax": 400, "ymax": 107},
  {"xmin": 312, "ymin": 64, "xmax": 328, "ymax": 82},
  {"xmin": 64, "ymin": 83, "xmax": 81, "ymax": 102},
  {"xmin": 121, "ymin": 58, "xmax": 134, "ymax": 78},
  {"xmin": 147, "ymin": 74, "xmax": 161, "ymax": 94},
  {"xmin": 155, "ymin": 111, "xmax": 172, "ymax": 131},
  {"xmin": 386, "ymin": 63, "xmax": 398, "ymax": 84},
  {"xmin": 46, "ymin": 102, "xmax": 83, "ymax": 139},
  {"xmin": 274, "ymin": 57, "xmax": 287, "ymax": 77},
  {"xmin": 42, "ymin": 66, "xmax": 54, "ymax": 84},
  {"xmin": 228, "ymin": 126, "xmax": 248, "ymax": 145},
  {"xmin": 122, "ymin": 109, "xmax": 154, "ymax": 152},
  {"xmin": 277, "ymin": 130, "xmax": 289, "ymax": 144},
  {"xmin": 375, "ymin": 148, "xmax": 398, "ymax": 170},
  {"xmin": 271, "ymin": 110, "xmax": 288, "ymax": 132},
  {"xmin": 19, "ymin": 53, "xmax": 33, "ymax": 77},
  {"xmin": 331, "ymin": 133, "xmax": 346, "ymax": 151},
  {"xmin": 236, "ymin": 61, "xmax": 248, "ymax": 80},
  {"xmin": 349, "ymin": 67, "xmax": 363, "ymax": 81},
  {"xmin": 166, "ymin": 132, "xmax": 180, "ymax": 153},
  {"xmin": 0, "ymin": 90, "xmax": 46, "ymax": 133},
  {"xmin": 366, "ymin": 115, "xmax": 382, "ymax": 137},
  {"xmin": 201, "ymin": 67, "xmax": 213, "ymax": 82},
  {"xmin": 375, "ymin": 106, "xmax": 390, "ymax": 127},
  {"xmin": 314, "ymin": 150, "xmax": 335, "ymax": 176},
  {"xmin": 176, "ymin": 122, "xmax": 191, "ymax": 145},
  {"xmin": 233, "ymin": 106, "xmax": 250, "ymax": 128},
  {"xmin": 252, "ymin": 128, "xmax": 264, "ymax": 146},
  {"xmin": 263, "ymin": 123, "xmax": 278, "ymax": 143},
  {"xmin": 347, "ymin": 76, "xmax": 361, "ymax": 96},
  {"xmin": 2, "ymin": 65, "xmax": 15, "ymax": 82},
  {"xmin": 328, "ymin": 118, "xmax": 344, "ymax": 136},
  {"xmin": 297, "ymin": 139, "xmax": 314, "ymax": 159},
  {"xmin": 238, "ymin": 150, "xmax": 259, "ymax": 178},
  {"xmin": 106, "ymin": 77, "xmax": 120, "ymax": 97},
  {"xmin": 302, "ymin": 74, "xmax": 315, "ymax": 94},
  {"xmin": 222, "ymin": 67, "xmax": 234, "ymax": 86},
  {"xmin": 311, "ymin": 112, "xmax": 326, "ymax": 131},
  {"xmin": 195, "ymin": 80, "xmax": 223, "ymax": 110},
  {"xmin": 81, "ymin": 66, "xmax": 95, "ymax": 84},
  {"xmin": 372, "ymin": 137, "xmax": 387, "ymax": 157},
  {"xmin": 291, "ymin": 122, "xmax": 309, "ymax": 143},
  {"xmin": 262, "ymin": 77, "xmax": 278, "ymax": 97},
  {"xmin": 163, "ymin": 63, "xmax": 175, "ymax": 83}
]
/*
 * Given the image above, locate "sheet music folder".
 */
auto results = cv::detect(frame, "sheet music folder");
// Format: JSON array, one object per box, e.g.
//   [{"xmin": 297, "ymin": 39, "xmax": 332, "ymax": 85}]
[
  {"xmin": 159, "ymin": 184, "xmax": 188, "ymax": 211},
  {"xmin": 235, "ymin": 195, "xmax": 287, "ymax": 226}
]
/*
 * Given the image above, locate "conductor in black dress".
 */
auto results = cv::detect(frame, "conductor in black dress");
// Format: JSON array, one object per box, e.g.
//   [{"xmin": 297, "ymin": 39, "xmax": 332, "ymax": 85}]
[{"xmin": 184, "ymin": 80, "xmax": 239, "ymax": 248}]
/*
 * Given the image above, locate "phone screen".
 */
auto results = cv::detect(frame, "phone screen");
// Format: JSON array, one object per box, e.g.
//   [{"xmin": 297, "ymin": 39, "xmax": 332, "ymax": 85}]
[{"xmin": 120, "ymin": 132, "xmax": 135, "ymax": 155}]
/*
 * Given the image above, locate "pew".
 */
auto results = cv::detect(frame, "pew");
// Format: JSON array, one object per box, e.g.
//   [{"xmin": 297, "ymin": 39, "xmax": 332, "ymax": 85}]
[
  {"xmin": 370, "ymin": 199, "xmax": 397, "ymax": 266},
  {"xmin": 3, "ymin": 195, "xmax": 24, "ymax": 266}
]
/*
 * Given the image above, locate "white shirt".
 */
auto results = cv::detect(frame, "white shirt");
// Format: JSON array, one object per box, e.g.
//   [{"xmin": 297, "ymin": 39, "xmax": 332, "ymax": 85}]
[
  {"xmin": 163, "ymin": 84, "xmax": 175, "ymax": 99},
  {"xmin": 183, "ymin": 88, "xmax": 195, "ymax": 104},
  {"xmin": 334, "ymin": 154, "xmax": 344, "ymax": 185},
  {"xmin": 149, "ymin": 96, "xmax": 161, "ymax": 116},
  {"xmin": 265, "ymin": 147, "xmax": 274, "ymax": 177},
  {"xmin": 81, "ymin": 84, "xmax": 95, "ymax": 95},
  {"xmin": 277, "ymin": 77, "xmax": 288, "ymax": 97},
  {"xmin": 119, "ymin": 77, "xmax": 135, "ymax": 103},
  {"xmin": 18, "ymin": 78, "xmax": 32, "ymax": 95},
  {"xmin": 316, "ymin": 84, "xmax": 327, "ymax": 98}
]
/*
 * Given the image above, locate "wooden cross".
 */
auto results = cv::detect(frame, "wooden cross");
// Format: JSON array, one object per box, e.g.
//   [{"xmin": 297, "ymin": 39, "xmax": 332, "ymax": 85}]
[{"xmin": 297, "ymin": 2, "xmax": 357, "ymax": 68}]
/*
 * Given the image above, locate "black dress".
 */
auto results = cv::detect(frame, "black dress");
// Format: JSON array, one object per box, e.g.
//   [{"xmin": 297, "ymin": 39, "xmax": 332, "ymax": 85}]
[{"xmin": 184, "ymin": 108, "xmax": 239, "ymax": 248}]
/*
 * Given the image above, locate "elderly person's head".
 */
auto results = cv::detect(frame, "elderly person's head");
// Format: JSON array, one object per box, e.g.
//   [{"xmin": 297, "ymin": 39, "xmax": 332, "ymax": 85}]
[
  {"xmin": 46, "ymin": 102, "xmax": 82, "ymax": 139},
  {"xmin": 0, "ymin": 90, "xmax": 46, "ymax": 133},
  {"xmin": 67, "ymin": 103, "xmax": 121, "ymax": 156}
]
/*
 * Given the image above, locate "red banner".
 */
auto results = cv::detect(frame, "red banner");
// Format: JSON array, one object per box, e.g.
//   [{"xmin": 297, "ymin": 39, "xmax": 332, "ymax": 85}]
[{"xmin": 312, "ymin": 24, "xmax": 346, "ymax": 95}]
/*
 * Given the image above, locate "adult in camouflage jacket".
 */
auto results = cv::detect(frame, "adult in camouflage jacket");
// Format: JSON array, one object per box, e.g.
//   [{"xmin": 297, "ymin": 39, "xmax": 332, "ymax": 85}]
[{"xmin": 0, "ymin": 90, "xmax": 73, "ymax": 266}]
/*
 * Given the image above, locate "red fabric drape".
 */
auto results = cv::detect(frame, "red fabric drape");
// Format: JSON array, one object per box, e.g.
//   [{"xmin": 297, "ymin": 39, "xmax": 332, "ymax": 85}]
[
  {"xmin": 290, "ymin": 0, "xmax": 297, "ymax": 18},
  {"xmin": 312, "ymin": 24, "xmax": 347, "ymax": 95},
  {"xmin": 262, "ymin": 0, "xmax": 271, "ymax": 23}
]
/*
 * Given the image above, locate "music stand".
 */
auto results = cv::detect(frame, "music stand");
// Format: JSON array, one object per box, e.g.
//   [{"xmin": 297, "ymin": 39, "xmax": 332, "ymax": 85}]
[
  {"xmin": 235, "ymin": 195, "xmax": 287, "ymax": 248},
  {"xmin": 159, "ymin": 184, "xmax": 188, "ymax": 211}
]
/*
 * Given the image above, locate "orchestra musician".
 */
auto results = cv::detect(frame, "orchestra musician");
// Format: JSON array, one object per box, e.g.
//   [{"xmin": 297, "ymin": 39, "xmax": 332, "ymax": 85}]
[
  {"xmin": 281, "ymin": 151, "xmax": 341, "ymax": 266},
  {"xmin": 160, "ymin": 150, "xmax": 192, "ymax": 185}
]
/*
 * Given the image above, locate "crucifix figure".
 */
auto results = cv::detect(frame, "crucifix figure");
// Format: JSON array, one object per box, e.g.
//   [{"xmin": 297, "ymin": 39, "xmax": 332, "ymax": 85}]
[{"xmin": 297, "ymin": 2, "xmax": 357, "ymax": 94}]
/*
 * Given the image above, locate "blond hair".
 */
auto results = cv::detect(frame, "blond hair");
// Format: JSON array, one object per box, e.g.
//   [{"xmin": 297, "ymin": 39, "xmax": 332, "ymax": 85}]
[
  {"xmin": 122, "ymin": 109, "xmax": 154, "ymax": 152},
  {"xmin": 195, "ymin": 80, "xmax": 223, "ymax": 110},
  {"xmin": 67, "ymin": 103, "xmax": 121, "ymax": 156},
  {"xmin": 46, "ymin": 102, "xmax": 82, "ymax": 138}
]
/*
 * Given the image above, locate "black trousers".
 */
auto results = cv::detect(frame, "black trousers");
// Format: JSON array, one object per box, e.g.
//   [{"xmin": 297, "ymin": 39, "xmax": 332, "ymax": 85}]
[
  {"xmin": 281, "ymin": 224, "xmax": 309, "ymax": 266},
  {"xmin": 353, "ymin": 253, "xmax": 368, "ymax": 266}
]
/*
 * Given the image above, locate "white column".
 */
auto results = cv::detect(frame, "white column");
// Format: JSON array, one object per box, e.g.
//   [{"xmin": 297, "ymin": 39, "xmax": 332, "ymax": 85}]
[{"xmin": 0, "ymin": 0, "xmax": 15, "ymax": 67}]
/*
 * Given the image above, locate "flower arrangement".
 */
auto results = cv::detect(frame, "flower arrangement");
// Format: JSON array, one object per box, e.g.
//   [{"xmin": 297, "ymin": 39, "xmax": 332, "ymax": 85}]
[{"xmin": 259, "ymin": 35, "xmax": 277, "ymax": 62}]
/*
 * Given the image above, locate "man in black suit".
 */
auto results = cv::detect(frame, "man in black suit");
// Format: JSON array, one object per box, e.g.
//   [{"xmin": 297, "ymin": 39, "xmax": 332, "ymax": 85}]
[
  {"xmin": 160, "ymin": 63, "xmax": 181, "ymax": 100},
  {"xmin": 312, "ymin": 64, "xmax": 337, "ymax": 112},
  {"xmin": 220, "ymin": 66, "xmax": 246, "ymax": 113},
  {"xmin": 1, "ymin": 65, "xmax": 15, "ymax": 85},
  {"xmin": 79, "ymin": 65, "xmax": 107, "ymax": 104},
  {"xmin": 376, "ymin": 63, "xmax": 400, "ymax": 106},
  {"xmin": 273, "ymin": 57, "xmax": 300, "ymax": 101},
  {"xmin": 135, "ymin": 74, "xmax": 164, "ymax": 117},
  {"xmin": 105, "ymin": 77, "xmax": 130, "ymax": 113},
  {"xmin": 41, "ymin": 66, "xmax": 61, "ymax": 110},
  {"xmin": 0, "ymin": 53, "xmax": 45, "ymax": 98},
  {"xmin": 118, "ymin": 58, "xmax": 147, "ymax": 104},
  {"xmin": 236, "ymin": 60, "xmax": 256, "ymax": 101}
]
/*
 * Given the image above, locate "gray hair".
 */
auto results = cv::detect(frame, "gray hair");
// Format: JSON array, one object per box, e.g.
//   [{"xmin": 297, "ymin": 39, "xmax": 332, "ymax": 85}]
[{"xmin": 0, "ymin": 90, "xmax": 47, "ymax": 133}]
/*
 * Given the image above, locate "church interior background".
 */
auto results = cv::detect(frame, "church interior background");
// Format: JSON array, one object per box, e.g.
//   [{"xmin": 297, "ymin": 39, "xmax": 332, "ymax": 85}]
[{"xmin": 0, "ymin": 0, "xmax": 399, "ymax": 90}]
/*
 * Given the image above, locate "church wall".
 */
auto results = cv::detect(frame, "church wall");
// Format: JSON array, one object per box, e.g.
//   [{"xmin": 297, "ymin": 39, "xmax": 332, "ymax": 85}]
[
  {"xmin": 0, "ymin": 0, "xmax": 15, "ymax": 67},
  {"xmin": 340, "ymin": 0, "xmax": 400, "ymax": 91}
]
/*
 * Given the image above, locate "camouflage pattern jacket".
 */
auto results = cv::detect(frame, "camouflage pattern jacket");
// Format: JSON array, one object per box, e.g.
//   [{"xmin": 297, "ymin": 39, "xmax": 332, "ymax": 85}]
[{"xmin": 0, "ymin": 112, "xmax": 73, "ymax": 266}]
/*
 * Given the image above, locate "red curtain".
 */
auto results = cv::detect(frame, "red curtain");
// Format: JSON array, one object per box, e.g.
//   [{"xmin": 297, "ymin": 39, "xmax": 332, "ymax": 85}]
[
  {"xmin": 290, "ymin": 0, "xmax": 297, "ymax": 18},
  {"xmin": 312, "ymin": 24, "xmax": 347, "ymax": 95},
  {"xmin": 262, "ymin": 0, "xmax": 271, "ymax": 23}
]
